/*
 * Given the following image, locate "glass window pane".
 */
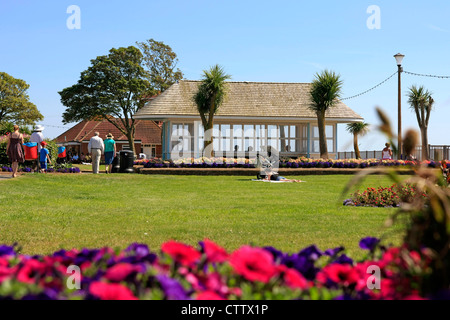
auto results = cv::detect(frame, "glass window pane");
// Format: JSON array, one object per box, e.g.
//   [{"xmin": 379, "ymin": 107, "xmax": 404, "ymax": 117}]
[
  {"xmin": 289, "ymin": 140, "xmax": 296, "ymax": 152},
  {"xmin": 222, "ymin": 138, "xmax": 230, "ymax": 151},
  {"xmin": 280, "ymin": 139, "xmax": 288, "ymax": 152},
  {"xmin": 198, "ymin": 125, "xmax": 204, "ymax": 138},
  {"xmin": 280, "ymin": 126, "xmax": 288, "ymax": 138},
  {"xmin": 233, "ymin": 139, "xmax": 243, "ymax": 152},
  {"xmin": 222, "ymin": 125, "xmax": 231, "ymax": 137},
  {"xmin": 268, "ymin": 125, "xmax": 278, "ymax": 138},
  {"xmin": 313, "ymin": 141, "xmax": 320, "ymax": 153},
  {"xmin": 290, "ymin": 126, "xmax": 296, "ymax": 138},
  {"xmin": 244, "ymin": 125, "xmax": 254, "ymax": 138},
  {"xmin": 233, "ymin": 125, "xmax": 242, "ymax": 138},
  {"xmin": 213, "ymin": 124, "xmax": 220, "ymax": 138},
  {"xmin": 326, "ymin": 125, "xmax": 334, "ymax": 137},
  {"xmin": 268, "ymin": 139, "xmax": 278, "ymax": 150},
  {"xmin": 313, "ymin": 126, "xmax": 319, "ymax": 138},
  {"xmin": 327, "ymin": 139, "xmax": 334, "ymax": 152}
]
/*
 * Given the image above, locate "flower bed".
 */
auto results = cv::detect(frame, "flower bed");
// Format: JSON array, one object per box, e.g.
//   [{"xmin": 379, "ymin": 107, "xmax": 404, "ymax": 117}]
[
  {"xmin": 0, "ymin": 237, "xmax": 443, "ymax": 300},
  {"xmin": 135, "ymin": 157, "xmax": 447, "ymax": 170},
  {"xmin": 0, "ymin": 166, "xmax": 81, "ymax": 174},
  {"xmin": 344, "ymin": 183, "xmax": 428, "ymax": 207}
]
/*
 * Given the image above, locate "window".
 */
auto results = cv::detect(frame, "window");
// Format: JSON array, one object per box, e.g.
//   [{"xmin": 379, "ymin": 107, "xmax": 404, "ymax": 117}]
[
  {"xmin": 171, "ymin": 123, "xmax": 193, "ymax": 152},
  {"xmin": 311, "ymin": 124, "xmax": 334, "ymax": 153}
]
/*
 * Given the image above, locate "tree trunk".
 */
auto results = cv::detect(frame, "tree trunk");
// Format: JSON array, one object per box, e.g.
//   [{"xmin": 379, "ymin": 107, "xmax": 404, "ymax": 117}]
[
  {"xmin": 353, "ymin": 134, "xmax": 361, "ymax": 159},
  {"xmin": 203, "ymin": 122, "xmax": 214, "ymax": 158},
  {"xmin": 317, "ymin": 112, "xmax": 328, "ymax": 159},
  {"xmin": 126, "ymin": 131, "xmax": 136, "ymax": 155},
  {"xmin": 421, "ymin": 126, "xmax": 428, "ymax": 160}
]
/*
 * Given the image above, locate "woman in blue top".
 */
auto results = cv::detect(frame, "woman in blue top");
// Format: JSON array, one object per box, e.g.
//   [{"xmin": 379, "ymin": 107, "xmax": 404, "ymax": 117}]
[{"xmin": 104, "ymin": 133, "xmax": 116, "ymax": 174}]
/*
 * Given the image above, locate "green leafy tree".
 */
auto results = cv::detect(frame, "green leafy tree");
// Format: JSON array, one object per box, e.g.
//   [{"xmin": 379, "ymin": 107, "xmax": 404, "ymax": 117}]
[
  {"xmin": 309, "ymin": 70, "xmax": 343, "ymax": 159},
  {"xmin": 346, "ymin": 122, "xmax": 370, "ymax": 159},
  {"xmin": 59, "ymin": 46, "xmax": 152, "ymax": 154},
  {"xmin": 407, "ymin": 85, "xmax": 433, "ymax": 160},
  {"xmin": 0, "ymin": 72, "xmax": 43, "ymax": 126},
  {"xmin": 193, "ymin": 65, "xmax": 231, "ymax": 157},
  {"xmin": 136, "ymin": 39, "xmax": 183, "ymax": 94}
]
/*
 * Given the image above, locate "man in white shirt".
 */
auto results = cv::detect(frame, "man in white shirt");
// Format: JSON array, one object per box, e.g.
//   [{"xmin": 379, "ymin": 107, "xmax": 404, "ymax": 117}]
[
  {"xmin": 88, "ymin": 132, "xmax": 104, "ymax": 174},
  {"xmin": 30, "ymin": 125, "xmax": 45, "ymax": 173}
]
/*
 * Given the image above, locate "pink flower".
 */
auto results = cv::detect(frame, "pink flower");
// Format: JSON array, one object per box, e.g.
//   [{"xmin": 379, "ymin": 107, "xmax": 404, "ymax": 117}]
[
  {"xmin": 89, "ymin": 282, "xmax": 138, "ymax": 300},
  {"xmin": 161, "ymin": 240, "xmax": 201, "ymax": 267},
  {"xmin": 196, "ymin": 291, "xmax": 226, "ymax": 300},
  {"xmin": 229, "ymin": 246, "xmax": 277, "ymax": 283},
  {"xmin": 105, "ymin": 263, "xmax": 138, "ymax": 282},
  {"xmin": 317, "ymin": 264, "xmax": 359, "ymax": 287},
  {"xmin": 279, "ymin": 266, "xmax": 309, "ymax": 290},
  {"xmin": 203, "ymin": 239, "xmax": 228, "ymax": 263},
  {"xmin": 16, "ymin": 259, "xmax": 46, "ymax": 284}
]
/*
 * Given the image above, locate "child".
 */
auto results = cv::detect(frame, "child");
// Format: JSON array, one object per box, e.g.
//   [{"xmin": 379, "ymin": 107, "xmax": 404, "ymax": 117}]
[{"xmin": 39, "ymin": 141, "xmax": 51, "ymax": 173}]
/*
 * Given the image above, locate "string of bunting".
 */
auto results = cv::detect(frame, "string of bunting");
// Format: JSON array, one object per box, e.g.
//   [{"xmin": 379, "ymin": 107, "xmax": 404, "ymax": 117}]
[
  {"xmin": 403, "ymin": 70, "xmax": 450, "ymax": 79},
  {"xmin": 340, "ymin": 71, "xmax": 398, "ymax": 101}
]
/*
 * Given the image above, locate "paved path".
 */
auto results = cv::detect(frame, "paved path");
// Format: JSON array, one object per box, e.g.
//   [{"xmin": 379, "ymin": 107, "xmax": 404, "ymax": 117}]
[{"xmin": 0, "ymin": 173, "xmax": 13, "ymax": 180}]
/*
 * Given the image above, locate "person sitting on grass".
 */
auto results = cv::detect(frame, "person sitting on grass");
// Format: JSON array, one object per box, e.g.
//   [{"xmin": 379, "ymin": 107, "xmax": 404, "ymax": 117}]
[
  {"xmin": 256, "ymin": 148, "xmax": 303, "ymax": 183},
  {"xmin": 39, "ymin": 141, "xmax": 51, "ymax": 173}
]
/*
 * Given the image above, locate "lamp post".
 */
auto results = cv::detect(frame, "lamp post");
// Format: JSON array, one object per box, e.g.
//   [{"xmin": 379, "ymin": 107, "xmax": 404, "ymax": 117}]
[{"xmin": 394, "ymin": 53, "xmax": 405, "ymax": 160}]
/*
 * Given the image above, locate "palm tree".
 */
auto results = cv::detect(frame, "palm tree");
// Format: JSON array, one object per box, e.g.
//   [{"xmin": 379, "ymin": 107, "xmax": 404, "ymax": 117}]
[
  {"xmin": 309, "ymin": 70, "xmax": 343, "ymax": 159},
  {"xmin": 194, "ymin": 64, "xmax": 231, "ymax": 157},
  {"xmin": 407, "ymin": 85, "xmax": 434, "ymax": 160},
  {"xmin": 346, "ymin": 122, "xmax": 370, "ymax": 159}
]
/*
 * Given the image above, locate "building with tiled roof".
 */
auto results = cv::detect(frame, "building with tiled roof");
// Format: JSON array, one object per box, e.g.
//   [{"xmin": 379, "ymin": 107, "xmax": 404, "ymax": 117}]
[
  {"xmin": 134, "ymin": 80, "xmax": 364, "ymax": 160},
  {"xmin": 55, "ymin": 118, "xmax": 162, "ymax": 158}
]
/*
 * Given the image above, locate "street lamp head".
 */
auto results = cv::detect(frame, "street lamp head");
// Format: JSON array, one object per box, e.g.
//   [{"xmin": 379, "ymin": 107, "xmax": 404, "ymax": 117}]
[{"xmin": 394, "ymin": 53, "xmax": 405, "ymax": 66}]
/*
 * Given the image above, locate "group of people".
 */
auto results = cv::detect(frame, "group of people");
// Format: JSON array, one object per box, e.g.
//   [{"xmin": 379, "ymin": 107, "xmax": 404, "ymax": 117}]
[
  {"xmin": 4, "ymin": 125, "xmax": 118, "ymax": 177},
  {"xmin": 5, "ymin": 125, "xmax": 51, "ymax": 177},
  {"xmin": 87, "ymin": 131, "xmax": 116, "ymax": 174}
]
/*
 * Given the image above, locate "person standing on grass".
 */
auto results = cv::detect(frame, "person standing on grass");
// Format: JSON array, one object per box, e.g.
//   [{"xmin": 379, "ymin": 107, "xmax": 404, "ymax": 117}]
[
  {"xmin": 88, "ymin": 132, "xmax": 104, "ymax": 174},
  {"xmin": 6, "ymin": 125, "xmax": 24, "ymax": 178},
  {"xmin": 30, "ymin": 125, "xmax": 44, "ymax": 173},
  {"xmin": 39, "ymin": 141, "xmax": 51, "ymax": 173},
  {"xmin": 103, "ymin": 133, "xmax": 116, "ymax": 174}
]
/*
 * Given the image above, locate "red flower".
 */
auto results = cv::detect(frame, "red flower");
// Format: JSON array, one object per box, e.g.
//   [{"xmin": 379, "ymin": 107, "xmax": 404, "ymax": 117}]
[
  {"xmin": 16, "ymin": 259, "xmax": 46, "ymax": 284},
  {"xmin": 196, "ymin": 291, "xmax": 226, "ymax": 300},
  {"xmin": 279, "ymin": 266, "xmax": 309, "ymax": 290},
  {"xmin": 161, "ymin": 240, "xmax": 201, "ymax": 266},
  {"xmin": 317, "ymin": 264, "xmax": 359, "ymax": 287},
  {"xmin": 0, "ymin": 265, "xmax": 14, "ymax": 283},
  {"xmin": 229, "ymin": 246, "xmax": 277, "ymax": 283},
  {"xmin": 105, "ymin": 263, "xmax": 138, "ymax": 282},
  {"xmin": 89, "ymin": 281, "xmax": 138, "ymax": 300},
  {"xmin": 203, "ymin": 239, "xmax": 228, "ymax": 263}
]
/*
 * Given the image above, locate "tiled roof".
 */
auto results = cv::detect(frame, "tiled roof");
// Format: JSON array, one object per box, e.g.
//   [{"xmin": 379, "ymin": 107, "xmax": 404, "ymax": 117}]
[
  {"xmin": 55, "ymin": 119, "xmax": 161, "ymax": 144},
  {"xmin": 134, "ymin": 80, "xmax": 363, "ymax": 121}
]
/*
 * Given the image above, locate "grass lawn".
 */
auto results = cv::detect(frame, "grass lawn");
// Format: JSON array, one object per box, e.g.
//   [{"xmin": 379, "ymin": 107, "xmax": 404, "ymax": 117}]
[{"xmin": 0, "ymin": 173, "xmax": 408, "ymax": 259}]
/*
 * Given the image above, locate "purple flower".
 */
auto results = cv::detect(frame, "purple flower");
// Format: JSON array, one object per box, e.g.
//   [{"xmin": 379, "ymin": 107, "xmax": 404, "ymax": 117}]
[
  {"xmin": 299, "ymin": 245, "xmax": 322, "ymax": 261},
  {"xmin": 156, "ymin": 275, "xmax": 191, "ymax": 300},
  {"xmin": 332, "ymin": 254, "xmax": 353, "ymax": 265},
  {"xmin": 324, "ymin": 246, "xmax": 345, "ymax": 257},
  {"xmin": 0, "ymin": 245, "xmax": 16, "ymax": 256},
  {"xmin": 359, "ymin": 237, "xmax": 380, "ymax": 251},
  {"xmin": 125, "ymin": 243, "xmax": 150, "ymax": 257},
  {"xmin": 263, "ymin": 246, "xmax": 286, "ymax": 263}
]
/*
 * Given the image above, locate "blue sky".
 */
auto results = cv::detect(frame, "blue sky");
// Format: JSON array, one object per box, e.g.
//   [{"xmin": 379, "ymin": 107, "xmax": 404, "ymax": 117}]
[{"xmin": 1, "ymin": 0, "xmax": 449, "ymax": 152}]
